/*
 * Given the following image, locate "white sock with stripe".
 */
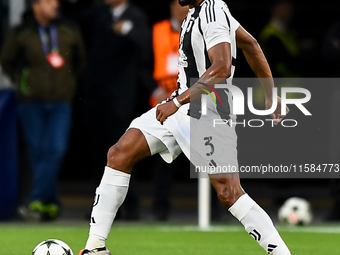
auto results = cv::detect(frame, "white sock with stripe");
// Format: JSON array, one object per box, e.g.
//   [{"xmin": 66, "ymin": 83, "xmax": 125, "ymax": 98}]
[
  {"xmin": 85, "ymin": 166, "xmax": 130, "ymax": 250},
  {"xmin": 229, "ymin": 194, "xmax": 291, "ymax": 255}
]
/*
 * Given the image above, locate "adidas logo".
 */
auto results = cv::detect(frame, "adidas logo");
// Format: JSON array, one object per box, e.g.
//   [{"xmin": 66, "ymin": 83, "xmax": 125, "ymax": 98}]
[
  {"xmin": 209, "ymin": 159, "xmax": 217, "ymax": 167},
  {"xmin": 267, "ymin": 244, "xmax": 277, "ymax": 254}
]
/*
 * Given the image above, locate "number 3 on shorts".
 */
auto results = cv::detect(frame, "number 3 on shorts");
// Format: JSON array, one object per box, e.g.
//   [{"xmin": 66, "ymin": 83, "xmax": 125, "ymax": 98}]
[{"xmin": 204, "ymin": 136, "xmax": 215, "ymax": 157}]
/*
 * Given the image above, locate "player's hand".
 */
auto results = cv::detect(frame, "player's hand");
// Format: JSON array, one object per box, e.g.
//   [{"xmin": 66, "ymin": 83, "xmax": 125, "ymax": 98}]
[
  {"xmin": 266, "ymin": 96, "xmax": 289, "ymax": 125},
  {"xmin": 156, "ymin": 101, "xmax": 179, "ymax": 125}
]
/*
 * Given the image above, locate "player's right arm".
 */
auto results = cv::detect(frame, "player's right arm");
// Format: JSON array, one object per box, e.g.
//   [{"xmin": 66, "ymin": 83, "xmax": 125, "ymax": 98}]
[
  {"xmin": 236, "ymin": 26, "xmax": 289, "ymax": 124},
  {"xmin": 156, "ymin": 3, "xmax": 234, "ymax": 124}
]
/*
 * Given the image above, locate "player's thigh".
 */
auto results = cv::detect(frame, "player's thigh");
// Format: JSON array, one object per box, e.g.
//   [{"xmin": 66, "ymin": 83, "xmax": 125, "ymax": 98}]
[
  {"xmin": 107, "ymin": 128, "xmax": 151, "ymax": 169},
  {"xmin": 210, "ymin": 173, "xmax": 245, "ymax": 207}
]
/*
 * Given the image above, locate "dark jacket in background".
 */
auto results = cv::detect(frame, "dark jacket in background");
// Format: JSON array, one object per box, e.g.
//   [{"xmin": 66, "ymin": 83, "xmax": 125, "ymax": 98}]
[
  {"xmin": 0, "ymin": 17, "xmax": 86, "ymax": 103},
  {"xmin": 80, "ymin": 3, "xmax": 157, "ymax": 115},
  {"xmin": 77, "ymin": 4, "xmax": 157, "ymax": 216}
]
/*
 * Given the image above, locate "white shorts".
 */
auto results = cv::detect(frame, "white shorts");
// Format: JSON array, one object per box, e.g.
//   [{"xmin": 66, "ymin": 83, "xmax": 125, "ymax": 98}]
[{"xmin": 128, "ymin": 102, "xmax": 238, "ymax": 174}]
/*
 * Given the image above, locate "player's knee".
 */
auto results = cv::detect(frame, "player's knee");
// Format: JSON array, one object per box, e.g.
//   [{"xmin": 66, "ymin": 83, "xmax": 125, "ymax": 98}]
[
  {"xmin": 216, "ymin": 186, "xmax": 243, "ymax": 208},
  {"xmin": 107, "ymin": 143, "xmax": 129, "ymax": 170},
  {"xmin": 107, "ymin": 145, "xmax": 119, "ymax": 166}
]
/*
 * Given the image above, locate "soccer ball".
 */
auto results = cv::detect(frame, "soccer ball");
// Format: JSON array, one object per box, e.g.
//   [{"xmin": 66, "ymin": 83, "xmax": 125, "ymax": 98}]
[
  {"xmin": 33, "ymin": 239, "xmax": 74, "ymax": 255},
  {"xmin": 278, "ymin": 197, "xmax": 313, "ymax": 225}
]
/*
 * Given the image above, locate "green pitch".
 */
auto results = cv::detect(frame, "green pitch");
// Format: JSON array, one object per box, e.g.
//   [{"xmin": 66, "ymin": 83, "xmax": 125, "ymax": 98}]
[{"xmin": 0, "ymin": 223, "xmax": 339, "ymax": 254}]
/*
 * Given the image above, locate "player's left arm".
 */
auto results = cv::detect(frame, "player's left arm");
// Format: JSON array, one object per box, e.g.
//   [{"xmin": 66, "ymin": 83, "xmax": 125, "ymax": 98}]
[
  {"xmin": 236, "ymin": 26, "xmax": 289, "ymax": 124},
  {"xmin": 156, "ymin": 42, "xmax": 232, "ymax": 124}
]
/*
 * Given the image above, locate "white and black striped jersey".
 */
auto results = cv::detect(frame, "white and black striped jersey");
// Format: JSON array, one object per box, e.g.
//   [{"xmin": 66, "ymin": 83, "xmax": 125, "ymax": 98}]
[{"xmin": 176, "ymin": 0, "xmax": 240, "ymax": 99}]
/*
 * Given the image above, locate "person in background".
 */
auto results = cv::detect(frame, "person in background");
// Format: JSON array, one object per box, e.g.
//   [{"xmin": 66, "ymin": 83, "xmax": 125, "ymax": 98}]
[
  {"xmin": 150, "ymin": 0, "xmax": 188, "ymax": 106},
  {"xmin": 259, "ymin": 0, "xmax": 299, "ymax": 78},
  {"xmin": 150, "ymin": 0, "xmax": 188, "ymax": 221},
  {"xmin": 0, "ymin": 0, "xmax": 86, "ymax": 221},
  {"xmin": 78, "ymin": 0, "xmax": 167, "ymax": 220}
]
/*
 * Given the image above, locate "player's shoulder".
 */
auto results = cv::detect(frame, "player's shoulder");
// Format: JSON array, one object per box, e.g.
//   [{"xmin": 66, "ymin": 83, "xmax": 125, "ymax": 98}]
[
  {"xmin": 199, "ymin": 0, "xmax": 227, "ymax": 9},
  {"xmin": 212, "ymin": 0, "xmax": 228, "ymax": 8},
  {"xmin": 198, "ymin": 0, "xmax": 229, "ymax": 22}
]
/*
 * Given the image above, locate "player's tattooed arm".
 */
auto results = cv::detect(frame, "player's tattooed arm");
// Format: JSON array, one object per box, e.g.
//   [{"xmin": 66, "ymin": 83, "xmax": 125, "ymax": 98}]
[
  {"xmin": 177, "ymin": 42, "xmax": 232, "ymax": 106},
  {"xmin": 236, "ymin": 26, "xmax": 289, "ymax": 124},
  {"xmin": 156, "ymin": 42, "xmax": 232, "ymax": 124}
]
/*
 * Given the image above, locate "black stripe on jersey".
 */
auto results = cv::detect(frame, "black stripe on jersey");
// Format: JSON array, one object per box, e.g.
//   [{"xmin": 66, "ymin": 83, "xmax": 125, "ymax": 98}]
[
  {"xmin": 198, "ymin": 18, "xmax": 212, "ymax": 70},
  {"xmin": 205, "ymin": 3, "xmax": 209, "ymax": 24},
  {"xmin": 203, "ymin": 0, "xmax": 216, "ymax": 24},
  {"xmin": 182, "ymin": 7, "xmax": 202, "ymax": 88},
  {"xmin": 211, "ymin": 0, "xmax": 216, "ymax": 22},
  {"xmin": 223, "ymin": 11, "xmax": 231, "ymax": 32},
  {"xmin": 182, "ymin": 7, "xmax": 203, "ymax": 119},
  {"xmin": 207, "ymin": 1, "xmax": 212, "ymax": 23}
]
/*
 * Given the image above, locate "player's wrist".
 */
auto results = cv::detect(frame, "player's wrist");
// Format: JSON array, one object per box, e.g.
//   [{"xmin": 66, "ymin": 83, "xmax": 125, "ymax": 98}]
[{"xmin": 172, "ymin": 97, "xmax": 182, "ymax": 108}]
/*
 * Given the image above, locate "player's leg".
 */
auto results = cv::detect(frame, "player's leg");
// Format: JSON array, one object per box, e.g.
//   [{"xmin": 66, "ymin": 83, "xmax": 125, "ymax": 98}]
[
  {"xmin": 83, "ymin": 128, "xmax": 151, "ymax": 254},
  {"xmin": 210, "ymin": 174, "xmax": 291, "ymax": 255},
  {"xmin": 209, "ymin": 173, "xmax": 245, "ymax": 207}
]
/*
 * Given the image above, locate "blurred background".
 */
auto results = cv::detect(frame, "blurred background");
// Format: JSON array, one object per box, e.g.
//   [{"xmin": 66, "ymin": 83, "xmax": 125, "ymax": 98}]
[{"xmin": 1, "ymin": 0, "xmax": 340, "ymax": 224}]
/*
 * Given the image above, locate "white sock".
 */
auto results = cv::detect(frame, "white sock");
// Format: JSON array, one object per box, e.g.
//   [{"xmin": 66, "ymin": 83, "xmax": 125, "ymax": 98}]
[
  {"xmin": 85, "ymin": 166, "xmax": 130, "ymax": 250},
  {"xmin": 229, "ymin": 194, "xmax": 291, "ymax": 255}
]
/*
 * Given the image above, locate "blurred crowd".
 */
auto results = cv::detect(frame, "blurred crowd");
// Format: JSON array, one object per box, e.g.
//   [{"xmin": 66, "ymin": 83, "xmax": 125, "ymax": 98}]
[{"xmin": 1, "ymin": 0, "xmax": 340, "ymax": 222}]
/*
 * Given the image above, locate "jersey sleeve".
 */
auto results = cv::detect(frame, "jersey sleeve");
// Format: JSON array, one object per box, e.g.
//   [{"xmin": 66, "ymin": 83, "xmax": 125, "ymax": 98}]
[
  {"xmin": 200, "ymin": 2, "xmax": 240, "ymax": 51},
  {"xmin": 231, "ymin": 15, "xmax": 240, "ymax": 32}
]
